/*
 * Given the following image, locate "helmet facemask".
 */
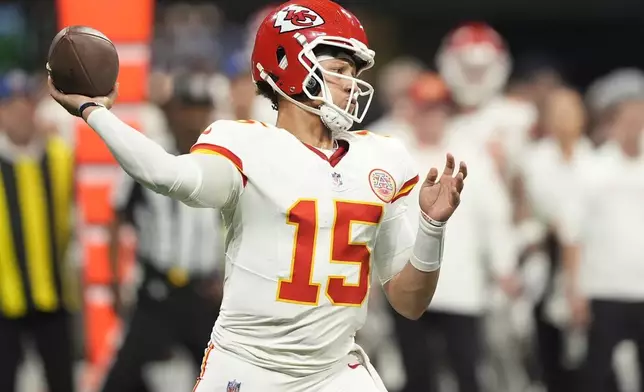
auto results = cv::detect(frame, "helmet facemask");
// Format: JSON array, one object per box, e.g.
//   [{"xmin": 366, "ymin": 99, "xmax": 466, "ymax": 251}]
[
  {"xmin": 438, "ymin": 43, "xmax": 510, "ymax": 108},
  {"xmin": 257, "ymin": 33, "xmax": 375, "ymax": 134}
]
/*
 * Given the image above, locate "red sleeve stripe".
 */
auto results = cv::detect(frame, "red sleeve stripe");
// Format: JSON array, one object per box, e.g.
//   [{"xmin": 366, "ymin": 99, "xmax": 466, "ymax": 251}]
[
  {"xmin": 391, "ymin": 174, "xmax": 419, "ymax": 203},
  {"xmin": 190, "ymin": 143, "xmax": 248, "ymax": 187}
]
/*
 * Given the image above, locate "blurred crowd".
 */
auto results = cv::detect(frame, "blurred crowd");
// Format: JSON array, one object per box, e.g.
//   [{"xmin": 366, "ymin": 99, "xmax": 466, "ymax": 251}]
[
  {"xmin": 360, "ymin": 24, "xmax": 644, "ymax": 392},
  {"xmin": 1, "ymin": 2, "xmax": 644, "ymax": 392}
]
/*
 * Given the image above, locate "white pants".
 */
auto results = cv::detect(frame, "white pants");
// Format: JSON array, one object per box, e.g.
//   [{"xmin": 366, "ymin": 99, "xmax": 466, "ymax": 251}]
[{"xmin": 193, "ymin": 343, "xmax": 387, "ymax": 392}]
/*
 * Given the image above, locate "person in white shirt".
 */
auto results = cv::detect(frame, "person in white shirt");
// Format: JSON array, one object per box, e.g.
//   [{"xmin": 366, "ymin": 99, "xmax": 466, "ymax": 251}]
[
  {"xmin": 437, "ymin": 23, "xmax": 536, "ymax": 390},
  {"xmin": 560, "ymin": 97, "xmax": 644, "ymax": 392},
  {"xmin": 391, "ymin": 72, "xmax": 518, "ymax": 392},
  {"xmin": 585, "ymin": 68, "xmax": 644, "ymax": 148},
  {"xmin": 520, "ymin": 87, "xmax": 595, "ymax": 392},
  {"xmin": 436, "ymin": 22, "xmax": 537, "ymax": 181}
]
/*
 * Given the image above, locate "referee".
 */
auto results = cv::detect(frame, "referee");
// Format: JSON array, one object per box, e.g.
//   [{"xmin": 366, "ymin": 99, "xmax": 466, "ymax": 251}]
[
  {"xmin": 101, "ymin": 72, "xmax": 224, "ymax": 392},
  {"xmin": 0, "ymin": 71, "xmax": 77, "ymax": 392}
]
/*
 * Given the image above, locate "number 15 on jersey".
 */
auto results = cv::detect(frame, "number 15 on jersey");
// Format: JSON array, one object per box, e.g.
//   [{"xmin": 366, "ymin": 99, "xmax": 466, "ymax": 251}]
[{"xmin": 276, "ymin": 199, "xmax": 384, "ymax": 307}]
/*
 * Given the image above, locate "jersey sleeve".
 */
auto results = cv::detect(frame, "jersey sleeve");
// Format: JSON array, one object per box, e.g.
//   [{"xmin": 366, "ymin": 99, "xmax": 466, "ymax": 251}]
[
  {"xmin": 190, "ymin": 120, "xmax": 250, "ymax": 188},
  {"xmin": 372, "ymin": 138, "xmax": 420, "ymax": 284}
]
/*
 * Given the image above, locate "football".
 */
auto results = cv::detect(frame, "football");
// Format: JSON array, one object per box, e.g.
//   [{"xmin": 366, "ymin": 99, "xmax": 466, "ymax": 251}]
[{"xmin": 47, "ymin": 26, "xmax": 119, "ymax": 97}]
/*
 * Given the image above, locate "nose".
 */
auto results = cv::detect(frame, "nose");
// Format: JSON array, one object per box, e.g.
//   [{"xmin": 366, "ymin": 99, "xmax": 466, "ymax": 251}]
[{"xmin": 340, "ymin": 78, "xmax": 353, "ymax": 94}]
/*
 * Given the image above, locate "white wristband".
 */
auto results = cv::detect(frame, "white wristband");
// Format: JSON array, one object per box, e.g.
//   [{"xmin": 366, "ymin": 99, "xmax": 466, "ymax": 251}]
[{"xmin": 410, "ymin": 212, "xmax": 446, "ymax": 272}]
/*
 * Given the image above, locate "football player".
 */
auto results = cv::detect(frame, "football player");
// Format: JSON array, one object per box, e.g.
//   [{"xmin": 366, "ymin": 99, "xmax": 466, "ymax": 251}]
[
  {"xmin": 436, "ymin": 22, "xmax": 536, "ymax": 178},
  {"xmin": 437, "ymin": 22, "xmax": 534, "ymax": 391},
  {"xmin": 48, "ymin": 1, "xmax": 467, "ymax": 390}
]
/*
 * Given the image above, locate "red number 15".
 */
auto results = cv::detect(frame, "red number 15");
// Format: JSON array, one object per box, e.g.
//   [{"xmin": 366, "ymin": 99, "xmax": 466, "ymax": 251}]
[{"xmin": 276, "ymin": 200, "xmax": 384, "ymax": 307}]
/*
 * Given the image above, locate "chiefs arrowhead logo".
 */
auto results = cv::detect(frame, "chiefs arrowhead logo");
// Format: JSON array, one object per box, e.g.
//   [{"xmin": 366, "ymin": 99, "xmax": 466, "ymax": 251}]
[{"xmin": 274, "ymin": 5, "xmax": 325, "ymax": 33}]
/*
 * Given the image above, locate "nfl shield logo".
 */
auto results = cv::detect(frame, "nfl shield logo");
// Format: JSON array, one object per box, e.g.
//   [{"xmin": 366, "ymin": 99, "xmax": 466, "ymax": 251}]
[
  {"xmin": 227, "ymin": 380, "xmax": 241, "ymax": 392},
  {"xmin": 331, "ymin": 172, "xmax": 343, "ymax": 188}
]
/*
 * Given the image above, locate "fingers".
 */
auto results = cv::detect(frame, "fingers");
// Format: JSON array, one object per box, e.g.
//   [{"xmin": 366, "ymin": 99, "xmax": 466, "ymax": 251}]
[
  {"xmin": 107, "ymin": 83, "xmax": 119, "ymax": 101},
  {"xmin": 442, "ymin": 153, "xmax": 467, "ymax": 180},
  {"xmin": 47, "ymin": 76, "xmax": 64, "ymax": 101},
  {"xmin": 454, "ymin": 171, "xmax": 465, "ymax": 193},
  {"xmin": 458, "ymin": 160, "xmax": 468, "ymax": 180},
  {"xmin": 424, "ymin": 167, "xmax": 439, "ymax": 186},
  {"xmin": 450, "ymin": 187, "xmax": 461, "ymax": 207},
  {"xmin": 442, "ymin": 153, "xmax": 455, "ymax": 176}
]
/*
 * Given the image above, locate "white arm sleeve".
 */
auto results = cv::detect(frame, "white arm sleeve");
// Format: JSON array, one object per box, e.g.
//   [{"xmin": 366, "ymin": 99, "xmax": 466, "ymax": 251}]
[{"xmin": 86, "ymin": 108, "xmax": 242, "ymax": 209}]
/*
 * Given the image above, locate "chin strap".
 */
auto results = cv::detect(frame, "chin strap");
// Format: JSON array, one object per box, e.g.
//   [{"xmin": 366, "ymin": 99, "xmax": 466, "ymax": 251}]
[{"xmin": 319, "ymin": 104, "xmax": 354, "ymax": 133}]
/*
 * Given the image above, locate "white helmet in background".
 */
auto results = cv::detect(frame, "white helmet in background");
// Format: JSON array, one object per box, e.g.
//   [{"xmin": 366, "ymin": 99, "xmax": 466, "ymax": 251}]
[{"xmin": 436, "ymin": 22, "xmax": 511, "ymax": 108}]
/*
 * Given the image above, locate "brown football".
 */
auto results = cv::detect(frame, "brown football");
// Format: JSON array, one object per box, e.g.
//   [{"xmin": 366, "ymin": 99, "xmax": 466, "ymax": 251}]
[{"xmin": 47, "ymin": 26, "xmax": 119, "ymax": 97}]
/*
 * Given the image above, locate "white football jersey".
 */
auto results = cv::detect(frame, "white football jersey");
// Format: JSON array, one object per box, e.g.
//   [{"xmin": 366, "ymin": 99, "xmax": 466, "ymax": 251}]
[
  {"xmin": 190, "ymin": 120, "xmax": 418, "ymax": 376},
  {"xmin": 446, "ymin": 96, "xmax": 537, "ymax": 176}
]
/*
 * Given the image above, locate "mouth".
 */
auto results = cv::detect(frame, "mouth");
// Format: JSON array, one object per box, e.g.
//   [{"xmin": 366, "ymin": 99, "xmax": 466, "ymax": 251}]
[
  {"xmin": 344, "ymin": 98, "xmax": 357, "ymax": 111},
  {"xmin": 343, "ymin": 102, "xmax": 356, "ymax": 115}
]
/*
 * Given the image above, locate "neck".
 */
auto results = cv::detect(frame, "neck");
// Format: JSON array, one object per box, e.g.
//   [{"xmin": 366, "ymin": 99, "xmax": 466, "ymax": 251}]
[
  {"xmin": 558, "ymin": 137, "xmax": 576, "ymax": 161},
  {"xmin": 276, "ymin": 102, "xmax": 334, "ymax": 149},
  {"xmin": 234, "ymin": 106, "xmax": 252, "ymax": 121}
]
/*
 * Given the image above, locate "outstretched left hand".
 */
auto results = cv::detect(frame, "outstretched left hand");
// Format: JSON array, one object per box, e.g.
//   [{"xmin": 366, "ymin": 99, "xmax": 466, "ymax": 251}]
[{"xmin": 418, "ymin": 153, "xmax": 467, "ymax": 222}]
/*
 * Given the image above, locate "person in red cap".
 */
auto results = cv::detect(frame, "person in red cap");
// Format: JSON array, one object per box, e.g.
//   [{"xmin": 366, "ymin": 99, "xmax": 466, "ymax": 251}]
[{"xmin": 391, "ymin": 72, "xmax": 519, "ymax": 392}]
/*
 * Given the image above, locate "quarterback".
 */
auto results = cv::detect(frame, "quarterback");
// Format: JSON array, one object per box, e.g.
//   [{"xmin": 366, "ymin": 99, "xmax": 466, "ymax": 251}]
[{"xmin": 49, "ymin": 0, "xmax": 467, "ymax": 390}]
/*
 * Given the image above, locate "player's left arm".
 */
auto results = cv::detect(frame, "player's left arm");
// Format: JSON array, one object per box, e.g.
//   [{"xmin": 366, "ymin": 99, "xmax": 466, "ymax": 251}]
[{"xmin": 374, "ymin": 153, "xmax": 467, "ymax": 320}]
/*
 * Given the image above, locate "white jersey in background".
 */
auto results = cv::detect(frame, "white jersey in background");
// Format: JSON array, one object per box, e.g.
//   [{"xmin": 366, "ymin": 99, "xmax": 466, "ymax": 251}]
[
  {"xmin": 190, "ymin": 120, "xmax": 419, "ymax": 376},
  {"xmin": 447, "ymin": 97, "xmax": 537, "ymax": 177},
  {"xmin": 560, "ymin": 142, "xmax": 644, "ymax": 301},
  {"xmin": 401, "ymin": 139, "xmax": 516, "ymax": 315}
]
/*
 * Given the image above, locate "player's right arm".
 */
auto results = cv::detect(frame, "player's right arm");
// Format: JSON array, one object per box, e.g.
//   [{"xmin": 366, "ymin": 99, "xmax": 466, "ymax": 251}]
[
  {"xmin": 83, "ymin": 107, "xmax": 243, "ymax": 209},
  {"xmin": 47, "ymin": 78, "xmax": 243, "ymax": 209}
]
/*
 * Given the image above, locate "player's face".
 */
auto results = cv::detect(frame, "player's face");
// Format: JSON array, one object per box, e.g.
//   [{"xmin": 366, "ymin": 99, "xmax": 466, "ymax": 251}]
[{"xmin": 319, "ymin": 58, "xmax": 358, "ymax": 112}]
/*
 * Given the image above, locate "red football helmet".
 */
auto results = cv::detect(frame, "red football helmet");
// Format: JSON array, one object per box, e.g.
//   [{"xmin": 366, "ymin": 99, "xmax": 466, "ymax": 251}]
[
  {"xmin": 436, "ymin": 22, "xmax": 511, "ymax": 108},
  {"xmin": 251, "ymin": 0, "xmax": 375, "ymax": 132}
]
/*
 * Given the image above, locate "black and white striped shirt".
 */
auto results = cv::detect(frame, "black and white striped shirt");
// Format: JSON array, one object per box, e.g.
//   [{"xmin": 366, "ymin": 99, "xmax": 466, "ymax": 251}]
[{"xmin": 111, "ymin": 169, "xmax": 223, "ymax": 276}]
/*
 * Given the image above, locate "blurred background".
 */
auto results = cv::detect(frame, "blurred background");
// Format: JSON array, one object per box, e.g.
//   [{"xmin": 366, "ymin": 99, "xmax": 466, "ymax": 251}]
[{"xmin": 1, "ymin": 0, "xmax": 644, "ymax": 391}]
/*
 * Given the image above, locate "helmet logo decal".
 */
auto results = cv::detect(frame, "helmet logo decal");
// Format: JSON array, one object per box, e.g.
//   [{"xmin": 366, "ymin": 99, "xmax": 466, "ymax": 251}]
[{"xmin": 274, "ymin": 5, "xmax": 325, "ymax": 33}]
